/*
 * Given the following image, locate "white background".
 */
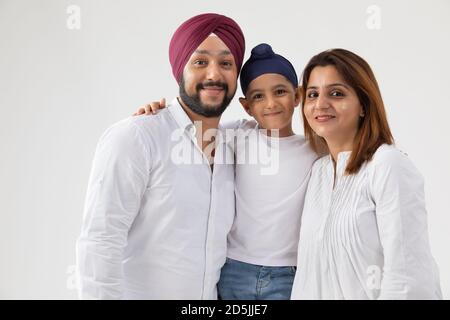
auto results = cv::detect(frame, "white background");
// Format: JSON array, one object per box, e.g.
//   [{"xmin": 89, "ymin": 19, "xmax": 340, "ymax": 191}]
[{"xmin": 0, "ymin": 0, "xmax": 449, "ymax": 299}]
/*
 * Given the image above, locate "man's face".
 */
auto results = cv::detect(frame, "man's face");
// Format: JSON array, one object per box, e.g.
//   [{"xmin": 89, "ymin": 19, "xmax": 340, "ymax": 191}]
[{"xmin": 179, "ymin": 35, "xmax": 238, "ymax": 117}]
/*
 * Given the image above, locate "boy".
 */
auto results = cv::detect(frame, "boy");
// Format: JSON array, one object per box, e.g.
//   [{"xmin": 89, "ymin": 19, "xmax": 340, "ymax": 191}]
[{"xmin": 217, "ymin": 43, "xmax": 317, "ymax": 299}]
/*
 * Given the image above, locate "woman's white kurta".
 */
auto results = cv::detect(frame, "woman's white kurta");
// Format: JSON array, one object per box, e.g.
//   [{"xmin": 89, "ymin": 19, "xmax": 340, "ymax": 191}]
[{"xmin": 291, "ymin": 144, "xmax": 442, "ymax": 300}]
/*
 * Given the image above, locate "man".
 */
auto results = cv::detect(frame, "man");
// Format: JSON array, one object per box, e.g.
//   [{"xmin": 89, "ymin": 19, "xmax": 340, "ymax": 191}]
[{"xmin": 76, "ymin": 13, "xmax": 245, "ymax": 299}]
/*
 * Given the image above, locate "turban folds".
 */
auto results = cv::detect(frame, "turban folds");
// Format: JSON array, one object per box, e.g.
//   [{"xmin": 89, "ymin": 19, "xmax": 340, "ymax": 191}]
[
  {"xmin": 240, "ymin": 43, "xmax": 298, "ymax": 95},
  {"xmin": 169, "ymin": 13, "xmax": 245, "ymax": 82}
]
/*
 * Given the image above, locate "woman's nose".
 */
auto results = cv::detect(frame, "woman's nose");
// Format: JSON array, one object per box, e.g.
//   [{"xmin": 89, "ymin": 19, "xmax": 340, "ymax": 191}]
[{"xmin": 315, "ymin": 94, "xmax": 330, "ymax": 110}]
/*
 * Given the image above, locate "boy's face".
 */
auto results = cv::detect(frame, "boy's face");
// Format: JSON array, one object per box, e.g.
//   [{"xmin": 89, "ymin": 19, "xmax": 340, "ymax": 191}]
[{"xmin": 240, "ymin": 73, "xmax": 300, "ymax": 137}]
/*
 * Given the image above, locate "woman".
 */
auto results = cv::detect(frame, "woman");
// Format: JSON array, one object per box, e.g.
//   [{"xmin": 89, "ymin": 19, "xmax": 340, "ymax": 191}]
[{"xmin": 290, "ymin": 48, "xmax": 442, "ymax": 299}]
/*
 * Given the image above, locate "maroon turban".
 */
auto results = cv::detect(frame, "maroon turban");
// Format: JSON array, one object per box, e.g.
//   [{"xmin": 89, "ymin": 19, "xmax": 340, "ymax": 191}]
[{"xmin": 169, "ymin": 13, "xmax": 246, "ymax": 83}]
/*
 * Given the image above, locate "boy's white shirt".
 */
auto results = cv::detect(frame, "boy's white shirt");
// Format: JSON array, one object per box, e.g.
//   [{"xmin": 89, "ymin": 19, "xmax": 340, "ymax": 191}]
[{"xmin": 222, "ymin": 119, "xmax": 318, "ymax": 266}]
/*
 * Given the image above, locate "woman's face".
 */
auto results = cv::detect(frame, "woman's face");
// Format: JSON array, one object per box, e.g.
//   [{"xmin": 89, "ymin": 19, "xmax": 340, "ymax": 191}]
[{"xmin": 303, "ymin": 65, "xmax": 363, "ymax": 146}]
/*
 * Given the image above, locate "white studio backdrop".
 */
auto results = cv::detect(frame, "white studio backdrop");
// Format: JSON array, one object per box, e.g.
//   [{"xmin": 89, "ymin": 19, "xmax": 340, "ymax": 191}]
[{"xmin": 0, "ymin": 0, "xmax": 449, "ymax": 299}]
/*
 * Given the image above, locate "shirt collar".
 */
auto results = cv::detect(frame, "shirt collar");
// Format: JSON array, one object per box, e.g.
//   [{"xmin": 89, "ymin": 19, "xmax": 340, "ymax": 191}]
[
  {"xmin": 167, "ymin": 97, "xmax": 228, "ymax": 145},
  {"xmin": 328, "ymin": 151, "xmax": 352, "ymax": 176},
  {"xmin": 168, "ymin": 98, "xmax": 195, "ymax": 133}
]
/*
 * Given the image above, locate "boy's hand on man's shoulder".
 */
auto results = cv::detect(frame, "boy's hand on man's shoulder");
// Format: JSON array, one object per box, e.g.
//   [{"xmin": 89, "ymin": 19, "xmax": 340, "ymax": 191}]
[{"xmin": 132, "ymin": 98, "xmax": 167, "ymax": 116}]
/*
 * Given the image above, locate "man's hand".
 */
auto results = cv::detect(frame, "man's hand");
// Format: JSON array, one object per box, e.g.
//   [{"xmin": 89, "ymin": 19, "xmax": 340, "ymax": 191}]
[{"xmin": 132, "ymin": 98, "xmax": 167, "ymax": 116}]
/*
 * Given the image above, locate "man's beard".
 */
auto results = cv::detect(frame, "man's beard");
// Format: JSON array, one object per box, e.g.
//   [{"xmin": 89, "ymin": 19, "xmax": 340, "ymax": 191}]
[{"xmin": 179, "ymin": 76, "xmax": 235, "ymax": 118}]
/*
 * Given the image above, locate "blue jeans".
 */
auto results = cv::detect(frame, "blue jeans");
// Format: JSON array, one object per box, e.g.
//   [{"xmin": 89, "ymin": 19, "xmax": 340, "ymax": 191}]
[{"xmin": 218, "ymin": 258, "xmax": 296, "ymax": 300}]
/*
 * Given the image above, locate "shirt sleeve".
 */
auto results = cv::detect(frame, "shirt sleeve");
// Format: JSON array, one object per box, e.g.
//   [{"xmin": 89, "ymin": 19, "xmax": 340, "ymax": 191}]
[
  {"xmin": 76, "ymin": 119, "xmax": 151, "ymax": 299},
  {"xmin": 369, "ymin": 148, "xmax": 441, "ymax": 299}
]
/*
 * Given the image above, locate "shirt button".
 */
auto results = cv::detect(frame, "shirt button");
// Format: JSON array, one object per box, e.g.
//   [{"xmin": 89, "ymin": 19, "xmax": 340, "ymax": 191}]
[{"xmin": 187, "ymin": 125, "xmax": 196, "ymax": 136}]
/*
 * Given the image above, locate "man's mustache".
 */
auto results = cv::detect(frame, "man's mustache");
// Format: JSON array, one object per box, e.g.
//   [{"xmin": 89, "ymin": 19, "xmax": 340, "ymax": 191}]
[{"xmin": 196, "ymin": 81, "xmax": 228, "ymax": 91}]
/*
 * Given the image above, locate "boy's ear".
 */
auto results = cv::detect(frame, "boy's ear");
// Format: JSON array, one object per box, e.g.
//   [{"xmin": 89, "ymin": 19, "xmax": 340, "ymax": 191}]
[
  {"xmin": 239, "ymin": 97, "xmax": 252, "ymax": 116},
  {"xmin": 293, "ymin": 85, "xmax": 302, "ymax": 108}
]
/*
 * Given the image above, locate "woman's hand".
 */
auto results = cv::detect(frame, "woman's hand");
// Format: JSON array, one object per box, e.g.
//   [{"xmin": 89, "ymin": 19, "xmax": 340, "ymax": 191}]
[{"xmin": 132, "ymin": 98, "xmax": 166, "ymax": 116}]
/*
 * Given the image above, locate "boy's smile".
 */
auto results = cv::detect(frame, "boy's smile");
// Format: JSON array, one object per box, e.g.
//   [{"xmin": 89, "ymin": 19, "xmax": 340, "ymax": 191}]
[{"xmin": 240, "ymin": 73, "xmax": 301, "ymax": 137}]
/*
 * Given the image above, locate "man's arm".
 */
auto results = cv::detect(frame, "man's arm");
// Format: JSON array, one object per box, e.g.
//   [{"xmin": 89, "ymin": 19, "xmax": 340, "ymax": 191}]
[{"xmin": 76, "ymin": 120, "xmax": 151, "ymax": 299}]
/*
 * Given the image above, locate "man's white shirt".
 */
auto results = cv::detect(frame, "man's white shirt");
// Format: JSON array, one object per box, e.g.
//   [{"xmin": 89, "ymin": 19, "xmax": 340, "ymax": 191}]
[{"xmin": 76, "ymin": 98, "xmax": 235, "ymax": 299}]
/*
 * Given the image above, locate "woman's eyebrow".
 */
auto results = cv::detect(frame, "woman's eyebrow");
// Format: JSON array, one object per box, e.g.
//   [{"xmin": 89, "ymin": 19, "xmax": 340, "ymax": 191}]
[
  {"xmin": 326, "ymin": 83, "xmax": 350, "ymax": 89},
  {"xmin": 306, "ymin": 83, "xmax": 349, "ymax": 90}
]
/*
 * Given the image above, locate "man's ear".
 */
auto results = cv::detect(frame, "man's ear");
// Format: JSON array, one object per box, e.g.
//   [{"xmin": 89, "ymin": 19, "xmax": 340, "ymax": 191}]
[
  {"xmin": 293, "ymin": 85, "xmax": 302, "ymax": 108},
  {"xmin": 239, "ymin": 97, "xmax": 252, "ymax": 116}
]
